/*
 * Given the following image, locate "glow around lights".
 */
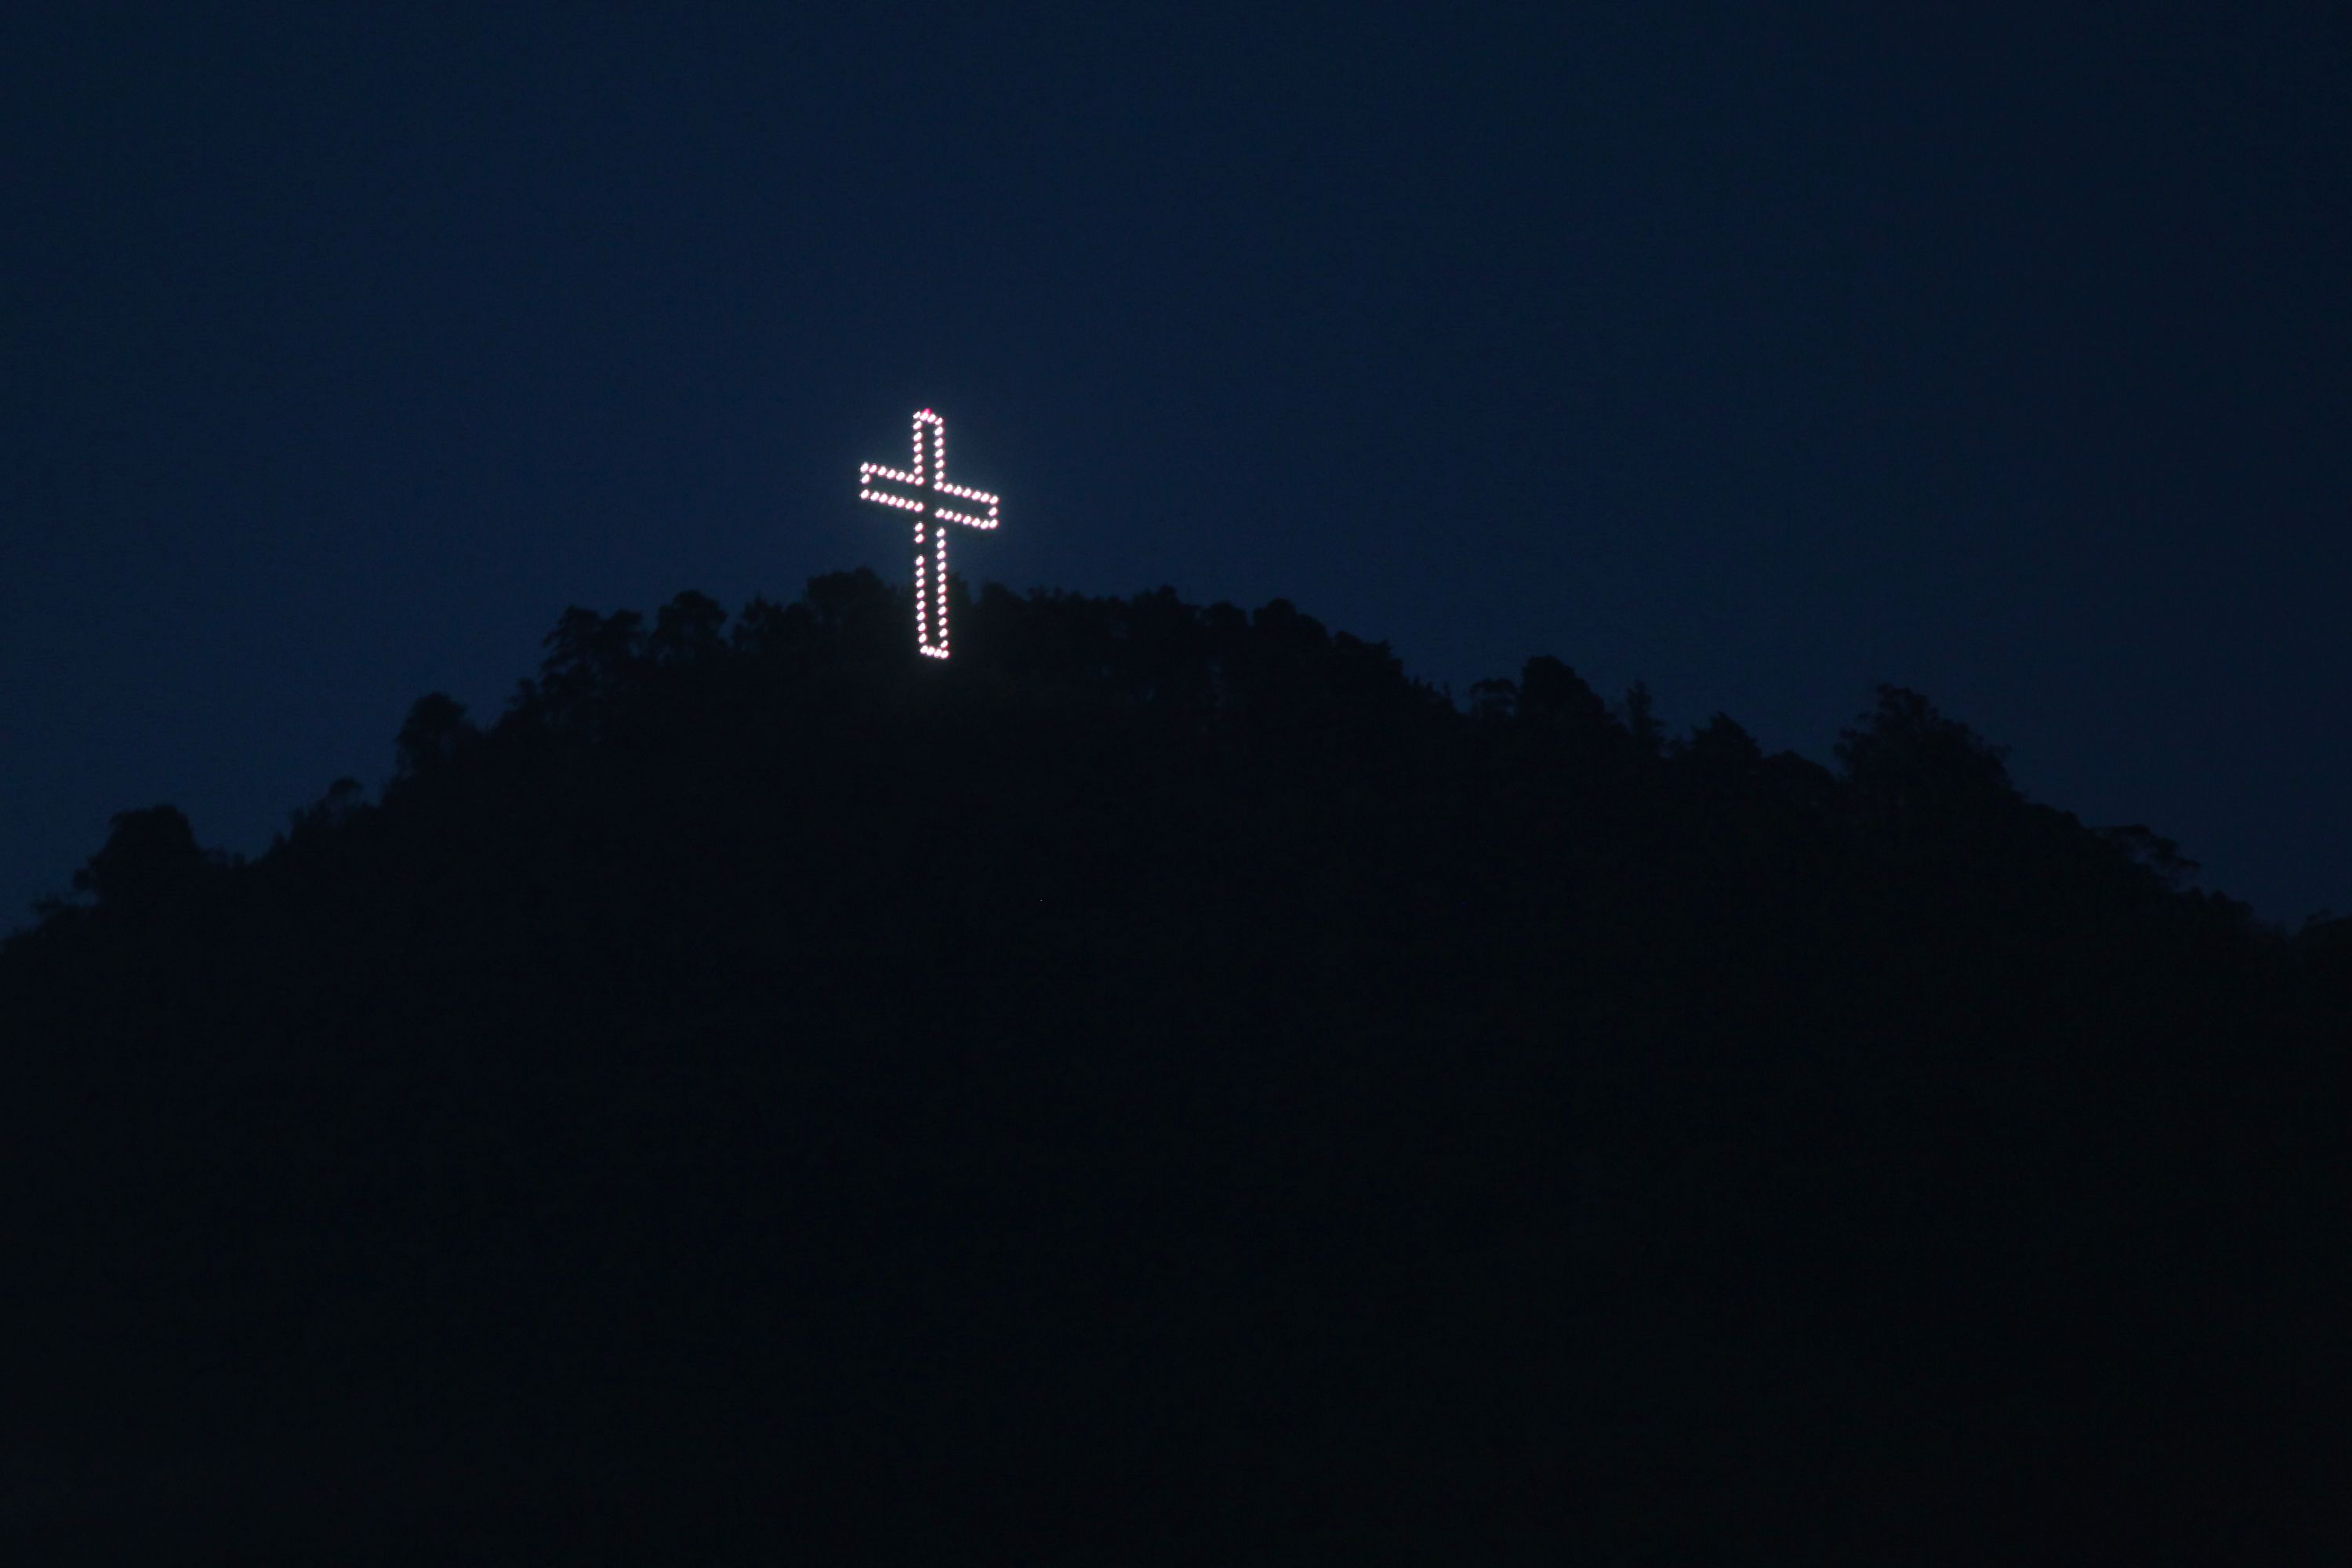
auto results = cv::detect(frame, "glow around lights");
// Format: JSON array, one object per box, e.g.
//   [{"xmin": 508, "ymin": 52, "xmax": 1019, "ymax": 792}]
[{"xmin": 856, "ymin": 408, "xmax": 1003, "ymax": 658}]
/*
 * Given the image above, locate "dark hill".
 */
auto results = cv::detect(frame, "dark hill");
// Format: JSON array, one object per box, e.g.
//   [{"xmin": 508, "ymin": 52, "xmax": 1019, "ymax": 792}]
[{"xmin": 3, "ymin": 572, "xmax": 2345, "ymax": 1560}]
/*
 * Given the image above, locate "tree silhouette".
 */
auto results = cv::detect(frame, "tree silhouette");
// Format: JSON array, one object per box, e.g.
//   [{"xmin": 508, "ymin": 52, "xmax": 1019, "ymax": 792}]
[
  {"xmin": 68, "ymin": 803, "xmax": 206, "ymax": 908},
  {"xmin": 1683, "ymin": 710, "xmax": 1763, "ymax": 769},
  {"xmin": 393, "ymin": 692, "xmax": 474, "ymax": 782},
  {"xmin": 1835, "ymin": 682, "xmax": 2018, "ymax": 812},
  {"xmin": 650, "ymin": 589, "xmax": 728, "ymax": 666}
]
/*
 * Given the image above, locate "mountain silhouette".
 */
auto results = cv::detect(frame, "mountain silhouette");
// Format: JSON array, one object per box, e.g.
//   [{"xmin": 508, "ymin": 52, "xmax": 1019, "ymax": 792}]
[{"xmin": 3, "ymin": 571, "xmax": 2344, "ymax": 1560}]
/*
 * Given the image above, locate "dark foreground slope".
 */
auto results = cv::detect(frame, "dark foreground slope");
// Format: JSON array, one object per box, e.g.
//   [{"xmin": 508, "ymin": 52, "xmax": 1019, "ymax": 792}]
[{"xmin": 4, "ymin": 572, "xmax": 2346, "ymax": 1561}]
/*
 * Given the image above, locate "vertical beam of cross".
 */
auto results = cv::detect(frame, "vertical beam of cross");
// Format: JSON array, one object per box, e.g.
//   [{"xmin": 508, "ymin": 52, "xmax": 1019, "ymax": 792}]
[{"xmin": 857, "ymin": 409, "xmax": 1001, "ymax": 659}]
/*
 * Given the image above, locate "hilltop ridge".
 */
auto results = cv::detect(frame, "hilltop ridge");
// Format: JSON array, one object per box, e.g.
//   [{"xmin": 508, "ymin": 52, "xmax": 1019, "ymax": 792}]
[{"xmin": 3, "ymin": 571, "xmax": 2344, "ymax": 1558}]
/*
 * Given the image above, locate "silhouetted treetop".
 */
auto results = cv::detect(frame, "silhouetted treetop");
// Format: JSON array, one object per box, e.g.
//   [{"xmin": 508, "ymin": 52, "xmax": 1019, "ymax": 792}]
[
  {"xmin": 1684, "ymin": 713, "xmax": 1764, "ymax": 769},
  {"xmin": 1835, "ymin": 682, "xmax": 2019, "ymax": 814},
  {"xmin": 1516, "ymin": 654, "xmax": 1610, "ymax": 729},
  {"xmin": 68, "ymin": 804, "xmax": 206, "ymax": 909},
  {"xmin": 393, "ymin": 693, "xmax": 474, "ymax": 782},
  {"xmin": 651, "ymin": 589, "xmax": 727, "ymax": 666}
]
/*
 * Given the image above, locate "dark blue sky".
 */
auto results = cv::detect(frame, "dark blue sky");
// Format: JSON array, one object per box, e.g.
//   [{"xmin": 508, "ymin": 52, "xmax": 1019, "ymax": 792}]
[{"xmin": 5, "ymin": 3, "xmax": 2347, "ymax": 924}]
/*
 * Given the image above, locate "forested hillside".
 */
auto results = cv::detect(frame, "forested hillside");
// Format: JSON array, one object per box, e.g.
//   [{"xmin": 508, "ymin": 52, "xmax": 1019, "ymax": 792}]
[{"xmin": 5, "ymin": 570, "xmax": 2345, "ymax": 1559}]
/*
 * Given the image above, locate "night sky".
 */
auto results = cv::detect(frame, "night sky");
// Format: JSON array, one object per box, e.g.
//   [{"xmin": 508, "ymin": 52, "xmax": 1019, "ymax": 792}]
[{"xmin": 5, "ymin": 4, "xmax": 2347, "ymax": 925}]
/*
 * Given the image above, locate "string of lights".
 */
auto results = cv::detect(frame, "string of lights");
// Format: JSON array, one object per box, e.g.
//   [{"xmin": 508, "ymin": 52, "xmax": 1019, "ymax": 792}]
[{"xmin": 857, "ymin": 408, "xmax": 1001, "ymax": 659}]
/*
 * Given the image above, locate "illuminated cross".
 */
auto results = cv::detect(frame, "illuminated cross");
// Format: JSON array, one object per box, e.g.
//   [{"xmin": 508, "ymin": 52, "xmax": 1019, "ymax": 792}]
[{"xmin": 857, "ymin": 408, "xmax": 1002, "ymax": 659}]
